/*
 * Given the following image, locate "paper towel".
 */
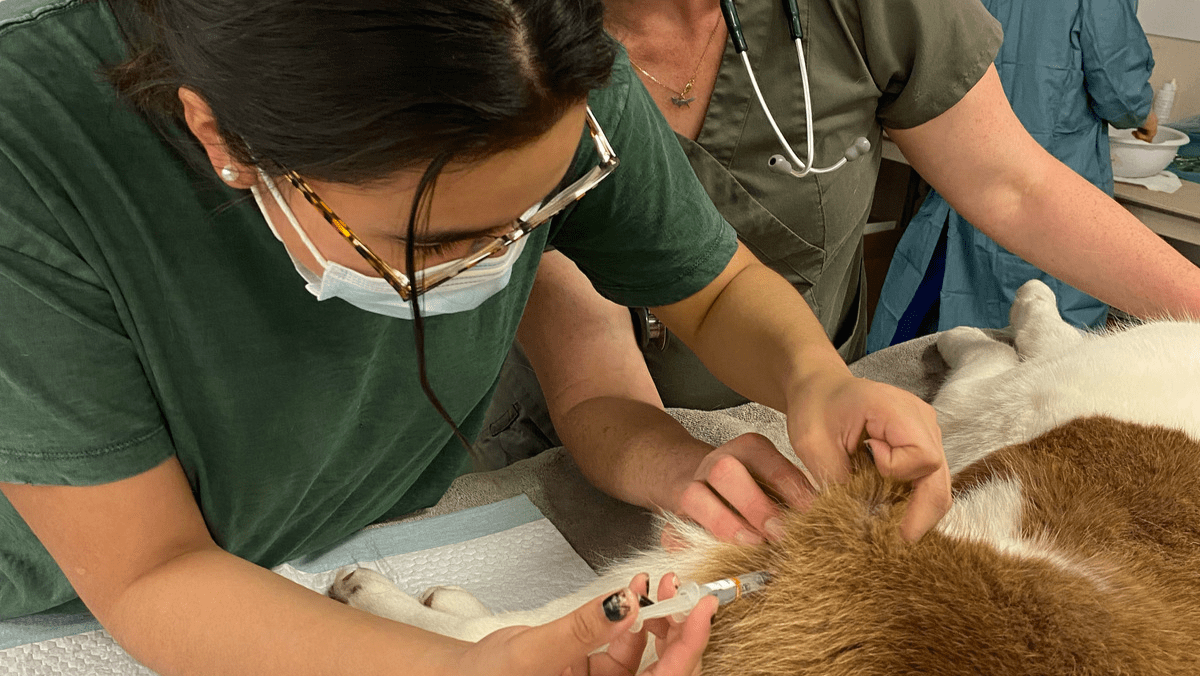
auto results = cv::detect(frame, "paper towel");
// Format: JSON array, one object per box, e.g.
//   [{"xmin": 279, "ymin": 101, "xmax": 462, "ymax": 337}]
[{"xmin": 1114, "ymin": 170, "xmax": 1184, "ymax": 193}]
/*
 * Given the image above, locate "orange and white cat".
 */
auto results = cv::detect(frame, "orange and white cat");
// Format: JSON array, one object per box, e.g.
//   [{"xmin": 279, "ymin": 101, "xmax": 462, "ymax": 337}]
[{"xmin": 332, "ymin": 280, "xmax": 1200, "ymax": 675}]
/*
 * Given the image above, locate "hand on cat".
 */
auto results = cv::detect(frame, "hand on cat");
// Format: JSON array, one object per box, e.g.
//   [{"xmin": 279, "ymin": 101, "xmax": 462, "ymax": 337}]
[
  {"xmin": 455, "ymin": 573, "xmax": 716, "ymax": 676},
  {"xmin": 668, "ymin": 374, "xmax": 947, "ymax": 545},
  {"xmin": 784, "ymin": 372, "xmax": 949, "ymax": 542},
  {"xmin": 672, "ymin": 433, "xmax": 816, "ymax": 546}
]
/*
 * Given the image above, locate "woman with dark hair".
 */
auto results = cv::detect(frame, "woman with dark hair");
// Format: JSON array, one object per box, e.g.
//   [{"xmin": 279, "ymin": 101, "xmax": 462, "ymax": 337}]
[{"xmin": 0, "ymin": 0, "xmax": 944, "ymax": 671}]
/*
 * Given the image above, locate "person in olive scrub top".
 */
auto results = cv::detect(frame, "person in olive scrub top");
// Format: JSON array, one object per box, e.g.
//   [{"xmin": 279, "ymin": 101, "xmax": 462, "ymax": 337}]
[
  {"xmin": 0, "ymin": 0, "xmax": 947, "ymax": 673},
  {"xmin": 474, "ymin": 0, "xmax": 1200, "ymax": 542}
]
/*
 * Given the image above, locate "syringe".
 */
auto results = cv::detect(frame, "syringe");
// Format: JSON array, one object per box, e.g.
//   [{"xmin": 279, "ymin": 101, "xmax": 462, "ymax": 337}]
[{"xmin": 631, "ymin": 571, "xmax": 771, "ymax": 631}]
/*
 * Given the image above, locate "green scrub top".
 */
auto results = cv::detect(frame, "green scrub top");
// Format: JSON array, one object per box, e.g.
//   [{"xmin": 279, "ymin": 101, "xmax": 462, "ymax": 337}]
[
  {"xmin": 644, "ymin": 0, "xmax": 1003, "ymax": 408},
  {"xmin": 0, "ymin": 0, "xmax": 736, "ymax": 619}
]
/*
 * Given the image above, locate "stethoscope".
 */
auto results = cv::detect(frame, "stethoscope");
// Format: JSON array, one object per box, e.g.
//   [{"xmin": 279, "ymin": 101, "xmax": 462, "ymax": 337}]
[{"xmin": 719, "ymin": 0, "xmax": 871, "ymax": 177}]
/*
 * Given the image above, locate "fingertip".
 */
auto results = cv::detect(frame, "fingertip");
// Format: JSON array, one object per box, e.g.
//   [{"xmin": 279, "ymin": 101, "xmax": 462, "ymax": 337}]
[
  {"xmin": 690, "ymin": 594, "xmax": 719, "ymax": 631},
  {"xmin": 734, "ymin": 528, "xmax": 765, "ymax": 546},
  {"xmin": 864, "ymin": 439, "xmax": 892, "ymax": 469},
  {"xmin": 763, "ymin": 516, "xmax": 786, "ymax": 541},
  {"xmin": 898, "ymin": 485, "xmax": 951, "ymax": 543},
  {"xmin": 899, "ymin": 517, "xmax": 926, "ymax": 544},
  {"xmin": 898, "ymin": 498, "xmax": 930, "ymax": 543},
  {"xmin": 632, "ymin": 572, "xmax": 650, "ymax": 597},
  {"xmin": 657, "ymin": 572, "xmax": 679, "ymax": 601},
  {"xmin": 602, "ymin": 588, "xmax": 639, "ymax": 624}
]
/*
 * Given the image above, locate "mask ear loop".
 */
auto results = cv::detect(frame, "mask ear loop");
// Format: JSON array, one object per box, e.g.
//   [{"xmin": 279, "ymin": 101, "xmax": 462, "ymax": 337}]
[
  {"xmin": 256, "ymin": 168, "xmax": 332, "ymax": 269},
  {"xmin": 406, "ymin": 155, "xmax": 476, "ymax": 453}
]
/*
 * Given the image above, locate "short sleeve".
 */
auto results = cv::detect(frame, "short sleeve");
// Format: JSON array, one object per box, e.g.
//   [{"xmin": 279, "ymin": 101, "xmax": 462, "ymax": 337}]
[
  {"xmin": 549, "ymin": 51, "xmax": 739, "ymax": 308},
  {"xmin": 855, "ymin": 0, "xmax": 1004, "ymax": 130},
  {"xmin": 0, "ymin": 163, "xmax": 174, "ymax": 486},
  {"xmin": 1079, "ymin": 0, "xmax": 1154, "ymax": 129}
]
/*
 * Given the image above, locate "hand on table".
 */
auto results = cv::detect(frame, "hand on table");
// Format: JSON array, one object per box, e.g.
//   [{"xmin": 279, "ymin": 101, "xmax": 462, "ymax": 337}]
[{"xmin": 457, "ymin": 573, "xmax": 716, "ymax": 676}]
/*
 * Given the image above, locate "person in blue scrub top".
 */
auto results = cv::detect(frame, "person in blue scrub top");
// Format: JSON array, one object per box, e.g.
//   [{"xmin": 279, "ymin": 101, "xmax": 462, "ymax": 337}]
[{"xmin": 868, "ymin": 0, "xmax": 1158, "ymax": 349}]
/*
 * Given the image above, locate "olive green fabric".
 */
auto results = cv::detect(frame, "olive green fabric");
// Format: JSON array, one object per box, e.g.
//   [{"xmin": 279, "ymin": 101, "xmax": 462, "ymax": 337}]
[
  {"xmin": 0, "ymin": 0, "xmax": 736, "ymax": 619},
  {"xmin": 646, "ymin": 0, "xmax": 1003, "ymax": 409}
]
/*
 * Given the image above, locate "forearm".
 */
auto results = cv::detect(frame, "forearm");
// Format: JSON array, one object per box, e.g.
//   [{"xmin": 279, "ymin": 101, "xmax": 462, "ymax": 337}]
[
  {"xmin": 520, "ymin": 250, "xmax": 827, "ymax": 525},
  {"xmin": 519, "ymin": 251, "xmax": 710, "ymax": 505},
  {"xmin": 106, "ymin": 546, "xmax": 464, "ymax": 676},
  {"xmin": 992, "ymin": 159, "xmax": 1200, "ymax": 319},
  {"xmin": 652, "ymin": 246, "xmax": 849, "ymax": 413},
  {"xmin": 892, "ymin": 65, "xmax": 1200, "ymax": 321},
  {"xmin": 554, "ymin": 396, "xmax": 712, "ymax": 511}
]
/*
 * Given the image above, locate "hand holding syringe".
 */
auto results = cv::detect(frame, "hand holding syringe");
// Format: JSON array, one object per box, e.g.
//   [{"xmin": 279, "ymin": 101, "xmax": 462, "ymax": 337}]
[{"xmin": 632, "ymin": 571, "xmax": 771, "ymax": 632}]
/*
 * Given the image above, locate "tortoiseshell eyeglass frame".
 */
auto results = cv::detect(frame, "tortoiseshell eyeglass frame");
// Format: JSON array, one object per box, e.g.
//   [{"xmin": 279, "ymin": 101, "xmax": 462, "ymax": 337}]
[{"xmin": 281, "ymin": 107, "xmax": 619, "ymax": 302}]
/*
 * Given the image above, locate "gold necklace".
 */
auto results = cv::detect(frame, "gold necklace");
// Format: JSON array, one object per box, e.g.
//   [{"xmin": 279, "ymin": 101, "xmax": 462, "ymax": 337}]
[{"xmin": 625, "ymin": 14, "xmax": 723, "ymax": 108}]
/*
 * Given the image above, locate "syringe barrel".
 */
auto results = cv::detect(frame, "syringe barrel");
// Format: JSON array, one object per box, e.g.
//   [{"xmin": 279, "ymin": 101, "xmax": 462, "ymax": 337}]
[
  {"xmin": 635, "ymin": 582, "xmax": 702, "ymax": 622},
  {"xmin": 700, "ymin": 571, "xmax": 772, "ymax": 605}
]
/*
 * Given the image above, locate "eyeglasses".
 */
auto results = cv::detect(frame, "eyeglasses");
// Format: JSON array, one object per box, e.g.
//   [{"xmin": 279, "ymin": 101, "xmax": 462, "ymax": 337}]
[{"xmin": 282, "ymin": 107, "xmax": 619, "ymax": 301}]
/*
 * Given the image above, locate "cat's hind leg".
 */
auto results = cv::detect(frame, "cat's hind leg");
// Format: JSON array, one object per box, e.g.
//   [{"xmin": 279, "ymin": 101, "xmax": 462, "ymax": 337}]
[
  {"xmin": 1010, "ymin": 280, "xmax": 1086, "ymax": 360},
  {"xmin": 933, "ymin": 327, "xmax": 1019, "ymax": 438},
  {"xmin": 935, "ymin": 326, "xmax": 1018, "ymax": 388}
]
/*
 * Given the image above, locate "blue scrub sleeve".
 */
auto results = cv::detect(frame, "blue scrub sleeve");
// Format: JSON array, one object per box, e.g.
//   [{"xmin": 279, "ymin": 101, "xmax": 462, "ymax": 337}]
[{"xmin": 1079, "ymin": 0, "xmax": 1155, "ymax": 129}]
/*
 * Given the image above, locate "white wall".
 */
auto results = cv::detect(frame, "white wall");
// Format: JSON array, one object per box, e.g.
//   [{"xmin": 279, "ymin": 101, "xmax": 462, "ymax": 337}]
[
  {"xmin": 1139, "ymin": 0, "xmax": 1200, "ymax": 120},
  {"xmin": 1139, "ymin": 0, "xmax": 1200, "ymax": 43},
  {"xmin": 1146, "ymin": 35, "xmax": 1200, "ymax": 119}
]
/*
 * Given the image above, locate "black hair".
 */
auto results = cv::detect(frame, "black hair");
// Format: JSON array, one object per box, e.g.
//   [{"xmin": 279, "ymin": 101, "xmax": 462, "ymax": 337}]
[{"xmin": 107, "ymin": 0, "xmax": 616, "ymax": 450}]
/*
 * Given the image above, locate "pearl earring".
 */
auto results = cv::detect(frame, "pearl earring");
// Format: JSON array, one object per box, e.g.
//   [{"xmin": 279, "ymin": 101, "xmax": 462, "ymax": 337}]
[{"xmin": 220, "ymin": 165, "xmax": 240, "ymax": 183}]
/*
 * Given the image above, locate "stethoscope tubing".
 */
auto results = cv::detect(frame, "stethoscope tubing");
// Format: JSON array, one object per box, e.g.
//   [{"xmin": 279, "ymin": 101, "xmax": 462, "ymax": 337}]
[
  {"xmin": 721, "ymin": 0, "xmax": 868, "ymax": 178},
  {"xmin": 745, "ymin": 39, "xmax": 848, "ymax": 177}
]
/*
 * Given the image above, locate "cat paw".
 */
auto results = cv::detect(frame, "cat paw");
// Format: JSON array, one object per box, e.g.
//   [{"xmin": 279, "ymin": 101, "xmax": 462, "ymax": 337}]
[
  {"xmin": 328, "ymin": 567, "xmax": 403, "ymax": 604},
  {"xmin": 326, "ymin": 568, "xmax": 490, "ymax": 638},
  {"xmin": 1010, "ymin": 280, "xmax": 1083, "ymax": 359},
  {"xmin": 418, "ymin": 585, "xmax": 495, "ymax": 618},
  {"xmin": 937, "ymin": 326, "xmax": 991, "ymax": 367},
  {"xmin": 327, "ymin": 567, "xmax": 423, "ymax": 619},
  {"xmin": 1010, "ymin": 280, "xmax": 1058, "ymax": 331}
]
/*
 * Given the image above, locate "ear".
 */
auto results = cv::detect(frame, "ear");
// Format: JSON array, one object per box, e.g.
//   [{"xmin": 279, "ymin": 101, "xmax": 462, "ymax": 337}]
[{"xmin": 178, "ymin": 87, "xmax": 258, "ymax": 189}]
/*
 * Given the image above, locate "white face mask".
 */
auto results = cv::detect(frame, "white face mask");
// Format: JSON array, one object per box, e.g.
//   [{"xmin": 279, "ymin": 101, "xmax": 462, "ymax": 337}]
[{"xmin": 250, "ymin": 171, "xmax": 530, "ymax": 319}]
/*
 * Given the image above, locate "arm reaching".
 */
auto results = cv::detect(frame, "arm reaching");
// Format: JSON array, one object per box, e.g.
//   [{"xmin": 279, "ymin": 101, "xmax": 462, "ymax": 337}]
[
  {"xmin": 650, "ymin": 245, "xmax": 948, "ymax": 542},
  {"xmin": 1, "ymin": 458, "xmax": 468, "ymax": 676},
  {"xmin": 521, "ymin": 245, "xmax": 950, "ymax": 543},
  {"xmin": 889, "ymin": 65, "xmax": 1200, "ymax": 321},
  {"xmin": 0, "ymin": 457, "xmax": 713, "ymax": 676},
  {"xmin": 519, "ymin": 251, "xmax": 814, "ymax": 544}
]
